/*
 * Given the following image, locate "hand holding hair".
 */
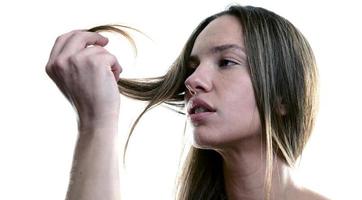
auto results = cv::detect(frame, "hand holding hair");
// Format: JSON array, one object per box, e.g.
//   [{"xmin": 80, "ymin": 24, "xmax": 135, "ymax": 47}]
[
  {"xmin": 45, "ymin": 4, "xmax": 329, "ymax": 200},
  {"xmin": 46, "ymin": 30, "xmax": 122, "ymax": 129},
  {"xmin": 46, "ymin": 30, "xmax": 122, "ymax": 200}
]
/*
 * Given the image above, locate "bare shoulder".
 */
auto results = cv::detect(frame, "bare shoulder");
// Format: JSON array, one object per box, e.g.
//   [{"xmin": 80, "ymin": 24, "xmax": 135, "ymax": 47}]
[{"xmin": 292, "ymin": 186, "xmax": 331, "ymax": 200}]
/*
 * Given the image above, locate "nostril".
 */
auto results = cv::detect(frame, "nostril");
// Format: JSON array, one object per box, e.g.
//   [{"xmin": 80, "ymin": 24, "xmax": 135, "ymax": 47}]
[
  {"xmin": 185, "ymin": 84, "xmax": 197, "ymax": 96},
  {"xmin": 184, "ymin": 69, "xmax": 211, "ymax": 94},
  {"xmin": 195, "ymin": 85, "xmax": 204, "ymax": 92}
]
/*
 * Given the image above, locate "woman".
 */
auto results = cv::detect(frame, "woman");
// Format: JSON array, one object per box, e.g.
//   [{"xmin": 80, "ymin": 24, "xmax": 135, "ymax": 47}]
[{"xmin": 46, "ymin": 5, "xmax": 329, "ymax": 200}]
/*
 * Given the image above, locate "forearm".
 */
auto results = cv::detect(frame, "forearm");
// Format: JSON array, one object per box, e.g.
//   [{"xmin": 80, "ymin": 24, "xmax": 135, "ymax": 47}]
[
  {"xmin": 66, "ymin": 122, "xmax": 121, "ymax": 200},
  {"xmin": 46, "ymin": 29, "xmax": 123, "ymax": 200}
]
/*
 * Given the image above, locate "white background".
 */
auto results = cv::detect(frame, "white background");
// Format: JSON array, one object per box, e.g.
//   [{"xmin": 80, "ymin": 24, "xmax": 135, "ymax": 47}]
[{"xmin": 0, "ymin": 0, "xmax": 361, "ymax": 199}]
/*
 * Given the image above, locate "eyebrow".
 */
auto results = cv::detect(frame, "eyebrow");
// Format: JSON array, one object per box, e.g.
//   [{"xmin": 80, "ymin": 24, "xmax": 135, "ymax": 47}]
[
  {"xmin": 189, "ymin": 44, "xmax": 246, "ymax": 60},
  {"xmin": 210, "ymin": 44, "xmax": 245, "ymax": 54}
]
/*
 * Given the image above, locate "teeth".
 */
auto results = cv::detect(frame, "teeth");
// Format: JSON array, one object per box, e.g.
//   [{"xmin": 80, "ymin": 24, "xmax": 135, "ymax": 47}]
[{"xmin": 194, "ymin": 107, "xmax": 207, "ymax": 114}]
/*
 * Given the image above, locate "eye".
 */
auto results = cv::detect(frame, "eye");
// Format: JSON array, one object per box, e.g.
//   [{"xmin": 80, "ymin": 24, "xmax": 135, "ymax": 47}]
[{"xmin": 219, "ymin": 59, "xmax": 238, "ymax": 68}]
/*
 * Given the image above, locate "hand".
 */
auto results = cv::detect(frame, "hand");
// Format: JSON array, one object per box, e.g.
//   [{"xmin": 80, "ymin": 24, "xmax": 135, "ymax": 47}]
[{"xmin": 46, "ymin": 30, "xmax": 122, "ymax": 128}]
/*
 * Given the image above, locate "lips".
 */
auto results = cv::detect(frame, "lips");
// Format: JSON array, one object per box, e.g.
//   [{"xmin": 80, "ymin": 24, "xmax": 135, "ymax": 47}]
[
  {"xmin": 187, "ymin": 98, "xmax": 216, "ymax": 125},
  {"xmin": 187, "ymin": 98, "xmax": 216, "ymax": 115}
]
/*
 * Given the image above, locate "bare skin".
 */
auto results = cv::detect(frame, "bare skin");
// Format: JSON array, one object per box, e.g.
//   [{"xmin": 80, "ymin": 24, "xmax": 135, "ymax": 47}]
[
  {"xmin": 185, "ymin": 15, "xmax": 329, "ymax": 200},
  {"xmin": 46, "ymin": 16, "xmax": 329, "ymax": 200},
  {"xmin": 46, "ymin": 31, "xmax": 122, "ymax": 200},
  {"xmin": 220, "ymin": 135, "xmax": 329, "ymax": 200}
]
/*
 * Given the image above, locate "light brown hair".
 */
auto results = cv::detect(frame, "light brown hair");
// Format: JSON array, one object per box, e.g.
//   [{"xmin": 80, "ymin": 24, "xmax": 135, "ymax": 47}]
[{"xmin": 89, "ymin": 5, "xmax": 318, "ymax": 200}]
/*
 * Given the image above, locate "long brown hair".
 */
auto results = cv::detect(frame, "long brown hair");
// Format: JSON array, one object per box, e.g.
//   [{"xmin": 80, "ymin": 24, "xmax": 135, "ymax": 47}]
[{"xmin": 89, "ymin": 5, "xmax": 318, "ymax": 200}]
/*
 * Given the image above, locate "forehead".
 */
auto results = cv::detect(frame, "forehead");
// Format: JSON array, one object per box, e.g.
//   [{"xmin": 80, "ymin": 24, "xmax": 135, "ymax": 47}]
[{"xmin": 192, "ymin": 15, "xmax": 244, "ymax": 55}]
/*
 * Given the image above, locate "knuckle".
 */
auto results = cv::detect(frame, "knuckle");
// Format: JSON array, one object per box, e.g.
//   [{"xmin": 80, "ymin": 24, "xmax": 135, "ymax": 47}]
[
  {"xmin": 101, "ymin": 54, "xmax": 115, "ymax": 66},
  {"xmin": 87, "ymin": 57, "xmax": 101, "ymax": 68},
  {"xmin": 101, "ymin": 53, "xmax": 121, "ymax": 70},
  {"xmin": 97, "ymin": 52, "xmax": 111, "ymax": 60},
  {"xmin": 72, "ymin": 31, "xmax": 83, "ymax": 39},
  {"xmin": 68, "ymin": 29, "xmax": 83, "ymax": 37},
  {"xmin": 69, "ymin": 54, "xmax": 80, "ymax": 65},
  {"xmin": 45, "ymin": 65, "xmax": 52, "ymax": 76},
  {"xmin": 55, "ymin": 36, "xmax": 62, "ymax": 43},
  {"xmin": 54, "ymin": 56, "xmax": 66, "ymax": 67},
  {"xmin": 73, "ymin": 31, "xmax": 92, "ymax": 43},
  {"xmin": 93, "ymin": 45, "xmax": 107, "ymax": 53},
  {"xmin": 54, "ymin": 65, "xmax": 66, "ymax": 74},
  {"xmin": 45, "ymin": 61, "xmax": 53, "ymax": 72},
  {"xmin": 55, "ymin": 32, "xmax": 71, "ymax": 43},
  {"xmin": 77, "ymin": 53, "xmax": 97, "ymax": 69},
  {"xmin": 53, "ymin": 57, "xmax": 68, "ymax": 73},
  {"xmin": 99, "ymin": 51, "xmax": 114, "ymax": 61},
  {"xmin": 55, "ymin": 34, "xmax": 65, "ymax": 43},
  {"xmin": 92, "ymin": 50, "xmax": 108, "ymax": 61},
  {"xmin": 55, "ymin": 29, "xmax": 83, "ymax": 43},
  {"xmin": 108, "ymin": 53, "xmax": 116, "ymax": 61}
]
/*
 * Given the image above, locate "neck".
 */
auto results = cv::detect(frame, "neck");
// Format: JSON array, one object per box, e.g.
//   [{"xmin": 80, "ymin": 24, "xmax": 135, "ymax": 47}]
[{"xmin": 216, "ymin": 135, "xmax": 295, "ymax": 200}]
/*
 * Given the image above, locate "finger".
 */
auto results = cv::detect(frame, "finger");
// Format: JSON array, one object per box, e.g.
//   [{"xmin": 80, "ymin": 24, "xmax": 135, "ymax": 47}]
[
  {"xmin": 59, "ymin": 31, "xmax": 109, "ymax": 59},
  {"xmin": 48, "ymin": 29, "xmax": 85, "ymax": 63},
  {"xmin": 46, "ymin": 30, "xmax": 85, "ymax": 77},
  {"xmin": 46, "ymin": 59, "xmax": 72, "ymax": 101},
  {"xmin": 74, "ymin": 46, "xmax": 122, "ymax": 81},
  {"xmin": 110, "ymin": 58, "xmax": 122, "ymax": 81}
]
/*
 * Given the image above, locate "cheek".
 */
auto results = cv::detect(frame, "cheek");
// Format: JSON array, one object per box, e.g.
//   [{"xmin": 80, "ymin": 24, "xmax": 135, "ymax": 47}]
[
  {"xmin": 224, "ymin": 100, "xmax": 261, "ymax": 136},
  {"xmin": 222, "ymin": 82, "xmax": 262, "ymax": 137}
]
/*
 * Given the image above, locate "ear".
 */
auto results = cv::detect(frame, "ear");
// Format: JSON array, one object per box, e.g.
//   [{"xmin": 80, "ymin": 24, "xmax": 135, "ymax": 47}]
[{"xmin": 277, "ymin": 97, "xmax": 287, "ymax": 116}]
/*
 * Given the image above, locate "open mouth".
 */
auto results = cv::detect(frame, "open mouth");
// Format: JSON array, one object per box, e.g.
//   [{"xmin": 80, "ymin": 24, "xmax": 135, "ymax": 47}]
[
  {"xmin": 187, "ymin": 98, "xmax": 216, "ymax": 115},
  {"xmin": 190, "ymin": 105, "xmax": 214, "ymax": 114}
]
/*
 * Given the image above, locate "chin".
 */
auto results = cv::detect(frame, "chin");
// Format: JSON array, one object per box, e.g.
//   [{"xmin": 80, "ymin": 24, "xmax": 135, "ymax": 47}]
[
  {"xmin": 191, "ymin": 126, "xmax": 262, "ymax": 150},
  {"xmin": 191, "ymin": 128, "xmax": 232, "ymax": 150}
]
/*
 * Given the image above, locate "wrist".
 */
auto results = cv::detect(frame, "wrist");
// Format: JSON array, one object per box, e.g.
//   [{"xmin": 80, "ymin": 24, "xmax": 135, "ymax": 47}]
[{"xmin": 77, "ymin": 113, "xmax": 119, "ymax": 134}]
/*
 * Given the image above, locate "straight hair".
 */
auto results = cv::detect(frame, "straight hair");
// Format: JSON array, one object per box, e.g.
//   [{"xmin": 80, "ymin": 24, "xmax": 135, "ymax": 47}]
[{"xmin": 89, "ymin": 5, "xmax": 318, "ymax": 200}]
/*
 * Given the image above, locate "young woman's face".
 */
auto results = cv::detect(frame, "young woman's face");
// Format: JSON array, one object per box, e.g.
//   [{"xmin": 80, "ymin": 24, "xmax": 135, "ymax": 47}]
[{"xmin": 185, "ymin": 15, "xmax": 261, "ymax": 149}]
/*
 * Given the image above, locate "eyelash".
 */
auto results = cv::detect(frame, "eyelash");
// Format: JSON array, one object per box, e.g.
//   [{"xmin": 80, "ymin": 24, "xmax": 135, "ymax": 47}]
[
  {"xmin": 218, "ymin": 59, "xmax": 238, "ymax": 68},
  {"xmin": 185, "ymin": 58, "xmax": 239, "ymax": 74}
]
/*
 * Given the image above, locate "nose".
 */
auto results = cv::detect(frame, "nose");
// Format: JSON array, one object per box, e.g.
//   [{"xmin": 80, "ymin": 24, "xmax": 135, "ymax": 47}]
[{"xmin": 184, "ymin": 65, "xmax": 213, "ymax": 97}]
